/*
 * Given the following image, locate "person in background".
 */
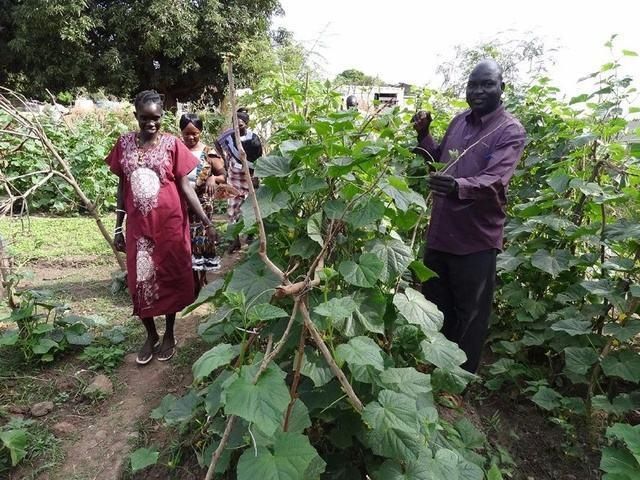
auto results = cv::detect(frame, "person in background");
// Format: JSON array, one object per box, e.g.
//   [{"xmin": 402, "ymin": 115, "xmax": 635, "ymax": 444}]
[
  {"xmin": 413, "ymin": 60, "xmax": 526, "ymax": 374},
  {"xmin": 346, "ymin": 94, "xmax": 359, "ymax": 110},
  {"xmin": 215, "ymin": 109, "xmax": 263, "ymax": 252},
  {"xmin": 106, "ymin": 90, "xmax": 218, "ymax": 365},
  {"xmin": 179, "ymin": 113, "xmax": 226, "ymax": 294}
]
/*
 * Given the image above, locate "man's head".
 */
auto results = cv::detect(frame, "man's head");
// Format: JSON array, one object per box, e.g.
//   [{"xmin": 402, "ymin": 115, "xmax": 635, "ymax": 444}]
[
  {"xmin": 465, "ymin": 60, "xmax": 504, "ymax": 116},
  {"xmin": 346, "ymin": 95, "xmax": 358, "ymax": 110},
  {"xmin": 237, "ymin": 111, "xmax": 250, "ymax": 136}
]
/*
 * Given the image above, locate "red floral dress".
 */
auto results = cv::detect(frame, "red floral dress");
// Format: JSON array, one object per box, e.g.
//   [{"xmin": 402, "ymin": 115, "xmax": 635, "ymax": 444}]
[{"xmin": 106, "ymin": 132, "xmax": 198, "ymax": 317}]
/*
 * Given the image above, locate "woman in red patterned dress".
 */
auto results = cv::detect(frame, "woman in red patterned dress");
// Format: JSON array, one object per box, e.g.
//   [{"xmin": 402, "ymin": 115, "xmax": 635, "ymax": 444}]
[{"xmin": 106, "ymin": 90, "xmax": 218, "ymax": 365}]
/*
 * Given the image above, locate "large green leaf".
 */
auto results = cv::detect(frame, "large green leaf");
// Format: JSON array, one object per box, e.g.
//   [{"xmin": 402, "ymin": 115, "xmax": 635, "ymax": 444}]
[
  {"xmin": 394, "ymin": 288, "xmax": 443, "ymax": 334},
  {"xmin": 307, "ymin": 212, "xmax": 324, "ymax": 247},
  {"xmin": 32, "ymin": 338, "xmax": 59, "ymax": 355},
  {"xmin": 298, "ymin": 347, "xmax": 334, "ymax": 387},
  {"xmin": 242, "ymin": 188, "xmax": 290, "ymax": 227},
  {"xmin": 228, "ymin": 256, "xmax": 282, "ymax": 303},
  {"xmin": 339, "ymin": 253, "xmax": 384, "ymax": 288},
  {"xmin": 600, "ymin": 446, "xmax": 640, "ymax": 478},
  {"xmin": 130, "ymin": 448, "xmax": 159, "ymax": 472},
  {"xmin": 374, "ymin": 453, "xmax": 433, "ymax": 480},
  {"xmin": 183, "ymin": 278, "xmax": 225, "ymax": 314},
  {"xmin": 420, "ymin": 335, "xmax": 466, "ymax": 370},
  {"xmin": 363, "ymin": 390, "xmax": 423, "ymax": 460},
  {"xmin": 345, "ymin": 197, "xmax": 385, "ymax": 229},
  {"xmin": 602, "ymin": 350, "xmax": 640, "ymax": 382},
  {"xmin": 192, "ymin": 343, "xmax": 239, "ymax": 381},
  {"xmin": 550, "ymin": 318, "xmax": 592, "ymax": 336},
  {"xmin": 314, "ymin": 296, "xmax": 358, "ymax": 321},
  {"xmin": 381, "ymin": 178, "xmax": 426, "ymax": 212},
  {"xmin": 164, "ymin": 391, "xmax": 202, "ymax": 426},
  {"xmin": 335, "ymin": 336, "xmax": 385, "ymax": 371},
  {"xmin": 368, "ymin": 238, "xmax": 414, "ymax": 282},
  {"xmin": 338, "ymin": 289, "xmax": 387, "ymax": 336},
  {"xmin": 530, "ymin": 249, "xmax": 570, "ymax": 277},
  {"xmin": 255, "ymin": 155, "xmax": 291, "ymax": 177},
  {"xmin": 247, "ymin": 304, "xmax": 290, "ymax": 324},
  {"xmin": 593, "ymin": 394, "xmax": 640, "ymax": 415},
  {"xmin": 607, "ymin": 424, "xmax": 640, "ymax": 465},
  {"xmin": 496, "ymin": 248, "xmax": 524, "ymax": 272},
  {"xmin": 603, "ymin": 319, "xmax": 640, "ymax": 342},
  {"xmin": 236, "ymin": 432, "xmax": 323, "ymax": 480},
  {"xmin": 379, "ymin": 368, "xmax": 433, "ymax": 399},
  {"xmin": 224, "ymin": 364, "xmax": 291, "ymax": 436},
  {"xmin": 564, "ymin": 346, "xmax": 599, "ymax": 375},
  {"xmin": 0, "ymin": 429, "xmax": 27, "ymax": 466},
  {"xmin": 531, "ymin": 386, "xmax": 563, "ymax": 411}
]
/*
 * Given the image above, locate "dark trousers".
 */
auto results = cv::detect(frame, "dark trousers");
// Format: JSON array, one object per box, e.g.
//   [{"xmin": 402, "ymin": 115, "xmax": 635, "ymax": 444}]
[{"xmin": 422, "ymin": 248, "xmax": 497, "ymax": 373}]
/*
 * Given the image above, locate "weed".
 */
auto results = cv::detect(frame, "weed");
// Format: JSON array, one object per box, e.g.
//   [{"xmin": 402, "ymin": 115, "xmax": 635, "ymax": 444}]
[{"xmin": 79, "ymin": 345, "xmax": 125, "ymax": 372}]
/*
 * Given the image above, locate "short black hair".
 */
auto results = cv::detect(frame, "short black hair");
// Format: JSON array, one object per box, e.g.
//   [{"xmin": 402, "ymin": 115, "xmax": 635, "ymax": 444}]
[
  {"xmin": 237, "ymin": 112, "xmax": 250, "ymax": 124},
  {"xmin": 179, "ymin": 113, "xmax": 203, "ymax": 132},
  {"xmin": 134, "ymin": 90, "xmax": 163, "ymax": 111}
]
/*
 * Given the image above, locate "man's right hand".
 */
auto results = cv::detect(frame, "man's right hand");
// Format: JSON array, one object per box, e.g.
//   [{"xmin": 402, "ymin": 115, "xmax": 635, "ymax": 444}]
[
  {"xmin": 412, "ymin": 110, "xmax": 432, "ymax": 136},
  {"xmin": 114, "ymin": 232, "xmax": 126, "ymax": 252}
]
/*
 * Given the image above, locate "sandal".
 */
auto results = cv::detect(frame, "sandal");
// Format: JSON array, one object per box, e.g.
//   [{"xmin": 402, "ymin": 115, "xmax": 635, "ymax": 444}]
[
  {"xmin": 157, "ymin": 338, "xmax": 177, "ymax": 362},
  {"xmin": 136, "ymin": 339, "xmax": 160, "ymax": 365}
]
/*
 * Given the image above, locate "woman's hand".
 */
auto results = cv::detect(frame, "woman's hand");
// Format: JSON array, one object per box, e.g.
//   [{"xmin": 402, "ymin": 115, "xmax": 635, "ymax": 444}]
[
  {"xmin": 114, "ymin": 232, "xmax": 126, "ymax": 252},
  {"xmin": 206, "ymin": 176, "xmax": 217, "ymax": 197}
]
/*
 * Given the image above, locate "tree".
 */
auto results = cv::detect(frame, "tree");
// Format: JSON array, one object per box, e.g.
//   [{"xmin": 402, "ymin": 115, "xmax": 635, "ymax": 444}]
[
  {"xmin": 334, "ymin": 68, "xmax": 382, "ymax": 86},
  {"xmin": 437, "ymin": 33, "xmax": 554, "ymax": 96},
  {"xmin": 0, "ymin": 0, "xmax": 282, "ymax": 105}
]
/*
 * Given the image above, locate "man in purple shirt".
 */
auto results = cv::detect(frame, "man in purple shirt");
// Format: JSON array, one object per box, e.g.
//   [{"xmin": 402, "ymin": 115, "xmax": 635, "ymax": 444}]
[{"xmin": 414, "ymin": 60, "xmax": 526, "ymax": 373}]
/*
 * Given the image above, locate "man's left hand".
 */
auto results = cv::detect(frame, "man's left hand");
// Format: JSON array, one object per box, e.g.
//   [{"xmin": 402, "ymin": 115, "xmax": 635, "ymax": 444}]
[{"xmin": 428, "ymin": 173, "xmax": 458, "ymax": 196}]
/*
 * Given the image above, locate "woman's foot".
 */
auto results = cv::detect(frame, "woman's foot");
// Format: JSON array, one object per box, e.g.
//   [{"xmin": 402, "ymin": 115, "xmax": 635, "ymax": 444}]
[
  {"xmin": 136, "ymin": 335, "xmax": 160, "ymax": 365},
  {"xmin": 227, "ymin": 237, "xmax": 241, "ymax": 253},
  {"xmin": 157, "ymin": 334, "xmax": 177, "ymax": 362}
]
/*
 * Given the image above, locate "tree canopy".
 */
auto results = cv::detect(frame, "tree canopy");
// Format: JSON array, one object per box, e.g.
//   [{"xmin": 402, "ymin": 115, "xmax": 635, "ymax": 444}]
[
  {"xmin": 0, "ymin": 0, "xmax": 282, "ymax": 105},
  {"xmin": 334, "ymin": 68, "xmax": 382, "ymax": 86}
]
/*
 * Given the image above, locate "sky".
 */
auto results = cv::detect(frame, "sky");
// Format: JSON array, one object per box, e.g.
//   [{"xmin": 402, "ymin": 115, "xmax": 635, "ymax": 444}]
[{"xmin": 272, "ymin": 0, "xmax": 640, "ymax": 98}]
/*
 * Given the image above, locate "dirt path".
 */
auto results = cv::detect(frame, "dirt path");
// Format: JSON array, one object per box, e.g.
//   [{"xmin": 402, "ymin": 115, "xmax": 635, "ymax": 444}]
[
  {"xmin": 42, "ymin": 252, "xmax": 241, "ymax": 480},
  {"xmin": 50, "ymin": 317, "xmax": 199, "ymax": 480}
]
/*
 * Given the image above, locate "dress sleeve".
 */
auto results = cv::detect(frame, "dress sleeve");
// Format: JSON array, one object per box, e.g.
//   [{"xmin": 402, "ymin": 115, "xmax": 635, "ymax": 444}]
[
  {"xmin": 105, "ymin": 136, "xmax": 124, "ymax": 177},
  {"xmin": 172, "ymin": 136, "xmax": 199, "ymax": 179}
]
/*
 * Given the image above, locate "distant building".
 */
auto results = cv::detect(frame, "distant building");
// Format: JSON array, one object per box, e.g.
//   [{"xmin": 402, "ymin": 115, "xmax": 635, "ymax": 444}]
[{"xmin": 337, "ymin": 85, "xmax": 406, "ymax": 111}]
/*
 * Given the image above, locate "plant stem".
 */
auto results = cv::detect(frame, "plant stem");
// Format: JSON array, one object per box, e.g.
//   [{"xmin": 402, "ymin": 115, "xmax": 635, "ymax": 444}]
[{"xmin": 283, "ymin": 324, "xmax": 307, "ymax": 432}]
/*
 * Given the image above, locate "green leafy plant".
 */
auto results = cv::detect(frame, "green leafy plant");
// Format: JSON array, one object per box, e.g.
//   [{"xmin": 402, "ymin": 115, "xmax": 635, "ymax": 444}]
[
  {"xmin": 145, "ymin": 70, "xmax": 493, "ymax": 480},
  {"xmin": 0, "ymin": 272, "xmax": 95, "ymax": 362},
  {"xmin": 0, "ymin": 417, "xmax": 60, "ymax": 474},
  {"xmin": 481, "ymin": 39, "xmax": 640, "ymax": 472},
  {"xmin": 80, "ymin": 344, "xmax": 125, "ymax": 372}
]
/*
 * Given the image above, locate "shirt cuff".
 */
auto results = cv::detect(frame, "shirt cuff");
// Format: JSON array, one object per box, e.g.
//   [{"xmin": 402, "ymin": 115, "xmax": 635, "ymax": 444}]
[{"xmin": 454, "ymin": 178, "xmax": 475, "ymax": 200}]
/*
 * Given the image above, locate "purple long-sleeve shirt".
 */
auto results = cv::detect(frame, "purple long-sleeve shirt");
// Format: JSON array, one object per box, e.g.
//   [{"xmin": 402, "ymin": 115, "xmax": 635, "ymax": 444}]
[{"xmin": 418, "ymin": 105, "xmax": 526, "ymax": 255}]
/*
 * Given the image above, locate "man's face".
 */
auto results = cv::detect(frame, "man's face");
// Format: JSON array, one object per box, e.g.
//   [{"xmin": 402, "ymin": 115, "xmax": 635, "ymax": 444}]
[
  {"xmin": 238, "ymin": 119, "xmax": 247, "ymax": 135},
  {"xmin": 465, "ymin": 66, "xmax": 504, "ymax": 116}
]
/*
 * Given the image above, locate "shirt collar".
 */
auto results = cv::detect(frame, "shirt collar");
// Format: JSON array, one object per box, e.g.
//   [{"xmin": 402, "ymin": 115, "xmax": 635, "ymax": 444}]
[{"xmin": 465, "ymin": 104, "xmax": 505, "ymax": 126}]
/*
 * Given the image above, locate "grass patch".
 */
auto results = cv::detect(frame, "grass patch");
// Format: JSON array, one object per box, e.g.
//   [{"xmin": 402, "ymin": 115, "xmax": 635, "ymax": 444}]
[{"xmin": 0, "ymin": 215, "xmax": 116, "ymax": 264}]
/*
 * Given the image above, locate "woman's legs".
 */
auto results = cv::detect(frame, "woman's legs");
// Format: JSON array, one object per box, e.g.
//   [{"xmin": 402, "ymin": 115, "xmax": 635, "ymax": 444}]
[
  {"xmin": 137, "ymin": 317, "xmax": 160, "ymax": 364},
  {"xmin": 157, "ymin": 313, "xmax": 177, "ymax": 361}
]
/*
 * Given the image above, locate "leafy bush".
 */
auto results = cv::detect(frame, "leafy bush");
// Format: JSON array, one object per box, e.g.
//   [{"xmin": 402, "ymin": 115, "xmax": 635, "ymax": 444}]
[
  {"xmin": 0, "ymin": 272, "xmax": 95, "ymax": 362},
  {"xmin": 145, "ymin": 75, "xmax": 501, "ymax": 479},
  {"xmin": 80, "ymin": 344, "xmax": 125, "ymax": 372}
]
